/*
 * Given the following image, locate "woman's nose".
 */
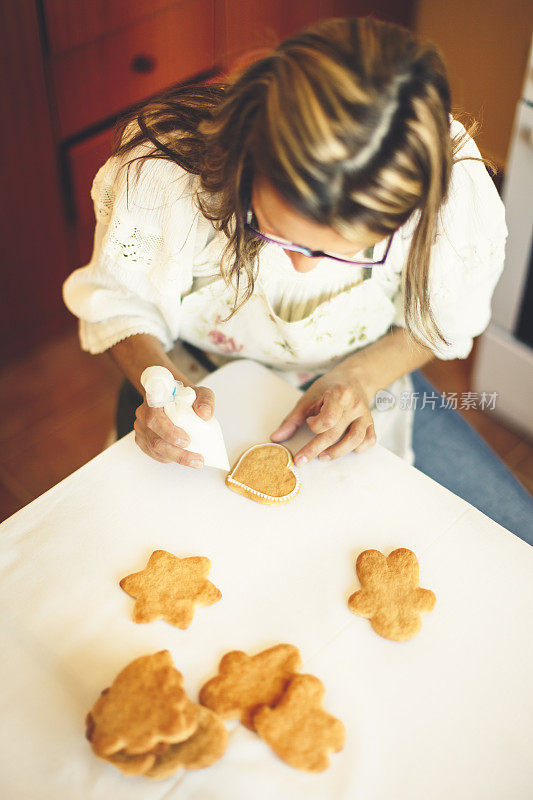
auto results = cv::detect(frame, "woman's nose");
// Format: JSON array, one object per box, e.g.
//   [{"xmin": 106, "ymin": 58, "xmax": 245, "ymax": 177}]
[{"xmin": 285, "ymin": 250, "xmax": 321, "ymax": 273}]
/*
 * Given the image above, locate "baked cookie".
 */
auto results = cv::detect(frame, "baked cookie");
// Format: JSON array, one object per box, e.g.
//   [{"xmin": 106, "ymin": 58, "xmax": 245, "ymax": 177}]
[
  {"xmin": 199, "ymin": 644, "xmax": 302, "ymax": 730},
  {"xmin": 86, "ymin": 651, "xmax": 199, "ymax": 758},
  {"xmin": 86, "ymin": 710, "xmax": 165, "ymax": 775},
  {"xmin": 146, "ymin": 704, "xmax": 228, "ymax": 780},
  {"xmin": 348, "ymin": 548, "xmax": 436, "ymax": 641},
  {"xmin": 225, "ymin": 444, "xmax": 300, "ymax": 505},
  {"xmin": 253, "ymin": 674, "xmax": 345, "ymax": 773},
  {"xmin": 120, "ymin": 550, "xmax": 221, "ymax": 629},
  {"xmin": 102, "ymin": 748, "xmax": 159, "ymax": 776}
]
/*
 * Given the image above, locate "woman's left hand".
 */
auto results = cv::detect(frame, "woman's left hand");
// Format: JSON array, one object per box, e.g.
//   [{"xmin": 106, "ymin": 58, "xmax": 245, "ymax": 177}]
[{"xmin": 270, "ymin": 365, "xmax": 376, "ymax": 465}]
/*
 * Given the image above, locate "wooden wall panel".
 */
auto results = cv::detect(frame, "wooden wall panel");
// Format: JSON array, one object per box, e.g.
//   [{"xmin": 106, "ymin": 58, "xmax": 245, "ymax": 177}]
[
  {"xmin": 0, "ymin": 0, "xmax": 71, "ymax": 363},
  {"xmin": 220, "ymin": 0, "xmax": 415, "ymax": 72},
  {"xmin": 414, "ymin": 0, "xmax": 533, "ymax": 169}
]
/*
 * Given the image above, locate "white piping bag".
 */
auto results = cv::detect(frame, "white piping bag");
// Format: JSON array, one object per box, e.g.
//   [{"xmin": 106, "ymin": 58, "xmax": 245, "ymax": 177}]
[{"xmin": 140, "ymin": 366, "xmax": 229, "ymax": 470}]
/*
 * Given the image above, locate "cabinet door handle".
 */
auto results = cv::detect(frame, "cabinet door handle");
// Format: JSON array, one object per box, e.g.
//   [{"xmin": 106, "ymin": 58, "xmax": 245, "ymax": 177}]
[{"xmin": 130, "ymin": 54, "xmax": 157, "ymax": 74}]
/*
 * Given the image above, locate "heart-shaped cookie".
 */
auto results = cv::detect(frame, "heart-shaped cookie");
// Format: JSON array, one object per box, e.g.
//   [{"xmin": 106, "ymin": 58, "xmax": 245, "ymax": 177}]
[{"xmin": 225, "ymin": 444, "xmax": 300, "ymax": 505}]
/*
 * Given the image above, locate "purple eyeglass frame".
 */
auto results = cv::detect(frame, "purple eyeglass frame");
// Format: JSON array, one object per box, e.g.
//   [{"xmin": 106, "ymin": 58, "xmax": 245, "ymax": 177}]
[{"xmin": 244, "ymin": 208, "xmax": 394, "ymax": 267}]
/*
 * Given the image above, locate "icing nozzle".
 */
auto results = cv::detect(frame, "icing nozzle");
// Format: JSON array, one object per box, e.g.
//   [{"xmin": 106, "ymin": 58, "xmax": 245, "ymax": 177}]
[
  {"xmin": 175, "ymin": 385, "xmax": 198, "ymax": 408},
  {"xmin": 140, "ymin": 366, "xmax": 182, "ymax": 408}
]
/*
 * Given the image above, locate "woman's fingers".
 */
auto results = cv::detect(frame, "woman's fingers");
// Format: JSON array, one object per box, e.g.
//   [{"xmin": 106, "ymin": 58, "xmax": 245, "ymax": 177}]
[
  {"xmin": 134, "ymin": 420, "xmax": 204, "ymax": 468},
  {"xmin": 138, "ymin": 403, "xmax": 190, "ymax": 448},
  {"xmin": 319, "ymin": 419, "xmax": 375, "ymax": 460},
  {"xmin": 132, "ymin": 381, "xmax": 219, "ymax": 468},
  {"xmin": 354, "ymin": 423, "xmax": 377, "ymax": 453},
  {"xmin": 293, "ymin": 424, "xmax": 346, "ymax": 465},
  {"xmin": 275, "ymin": 372, "xmax": 375, "ymax": 465},
  {"xmin": 306, "ymin": 386, "xmax": 354, "ymax": 434},
  {"xmin": 294, "ymin": 413, "xmax": 376, "ymax": 464},
  {"xmin": 193, "ymin": 385, "xmax": 215, "ymax": 420},
  {"xmin": 271, "ymin": 396, "xmax": 315, "ymax": 442},
  {"xmin": 134, "ymin": 399, "xmax": 208, "ymax": 468}
]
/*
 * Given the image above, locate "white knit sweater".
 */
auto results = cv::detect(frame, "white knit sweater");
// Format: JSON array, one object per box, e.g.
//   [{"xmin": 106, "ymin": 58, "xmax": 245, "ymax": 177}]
[
  {"xmin": 62, "ymin": 117, "xmax": 508, "ymax": 465},
  {"xmin": 62, "ymin": 116, "xmax": 508, "ymax": 363}
]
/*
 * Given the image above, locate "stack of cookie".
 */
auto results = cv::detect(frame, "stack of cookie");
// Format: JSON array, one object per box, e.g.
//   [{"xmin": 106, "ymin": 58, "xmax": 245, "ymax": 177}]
[
  {"xmin": 200, "ymin": 643, "xmax": 345, "ymax": 773},
  {"xmin": 86, "ymin": 650, "xmax": 228, "ymax": 780}
]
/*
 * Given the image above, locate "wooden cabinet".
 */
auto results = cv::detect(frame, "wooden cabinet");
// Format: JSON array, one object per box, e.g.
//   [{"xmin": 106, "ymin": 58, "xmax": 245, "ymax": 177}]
[
  {"xmin": 52, "ymin": 0, "xmax": 216, "ymax": 138},
  {"xmin": 42, "ymin": 0, "xmax": 181, "ymax": 55},
  {"xmin": 1, "ymin": 0, "xmax": 414, "ymax": 364},
  {"xmin": 1, "ymin": 0, "xmax": 222, "ymax": 364}
]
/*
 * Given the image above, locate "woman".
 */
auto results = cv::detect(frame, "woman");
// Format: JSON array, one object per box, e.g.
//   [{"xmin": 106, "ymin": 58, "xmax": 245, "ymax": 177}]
[{"xmin": 63, "ymin": 17, "xmax": 532, "ymax": 540}]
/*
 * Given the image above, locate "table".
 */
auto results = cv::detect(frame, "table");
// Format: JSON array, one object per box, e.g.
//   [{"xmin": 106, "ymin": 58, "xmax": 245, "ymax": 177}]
[{"xmin": 0, "ymin": 360, "xmax": 532, "ymax": 799}]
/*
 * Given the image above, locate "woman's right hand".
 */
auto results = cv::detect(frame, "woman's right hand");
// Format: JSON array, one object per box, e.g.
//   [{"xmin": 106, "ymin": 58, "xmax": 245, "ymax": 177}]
[{"xmin": 133, "ymin": 384, "xmax": 215, "ymax": 469}]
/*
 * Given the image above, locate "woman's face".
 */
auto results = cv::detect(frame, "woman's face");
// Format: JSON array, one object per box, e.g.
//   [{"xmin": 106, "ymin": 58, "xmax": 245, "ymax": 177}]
[{"xmin": 251, "ymin": 175, "xmax": 383, "ymax": 274}]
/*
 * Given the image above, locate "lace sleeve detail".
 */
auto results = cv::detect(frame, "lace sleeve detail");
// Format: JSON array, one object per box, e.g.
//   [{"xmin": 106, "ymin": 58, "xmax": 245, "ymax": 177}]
[{"xmin": 63, "ymin": 149, "xmax": 199, "ymax": 354}]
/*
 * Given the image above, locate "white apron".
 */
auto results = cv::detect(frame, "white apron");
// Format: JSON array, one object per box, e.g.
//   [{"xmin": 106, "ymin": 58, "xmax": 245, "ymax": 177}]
[{"xmin": 174, "ymin": 232, "xmax": 415, "ymax": 464}]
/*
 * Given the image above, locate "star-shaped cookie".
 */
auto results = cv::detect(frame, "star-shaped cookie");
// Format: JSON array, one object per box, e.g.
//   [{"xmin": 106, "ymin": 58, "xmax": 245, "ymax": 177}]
[
  {"xmin": 348, "ymin": 548, "xmax": 436, "ymax": 641},
  {"xmin": 120, "ymin": 550, "xmax": 222, "ymax": 629}
]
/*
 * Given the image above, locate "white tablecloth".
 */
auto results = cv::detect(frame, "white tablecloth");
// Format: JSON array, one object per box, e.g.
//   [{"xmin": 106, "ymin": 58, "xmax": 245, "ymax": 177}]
[{"xmin": 0, "ymin": 360, "xmax": 531, "ymax": 799}]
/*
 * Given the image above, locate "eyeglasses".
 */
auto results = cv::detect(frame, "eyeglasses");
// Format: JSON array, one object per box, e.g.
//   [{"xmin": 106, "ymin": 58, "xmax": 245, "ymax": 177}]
[{"xmin": 244, "ymin": 208, "xmax": 394, "ymax": 267}]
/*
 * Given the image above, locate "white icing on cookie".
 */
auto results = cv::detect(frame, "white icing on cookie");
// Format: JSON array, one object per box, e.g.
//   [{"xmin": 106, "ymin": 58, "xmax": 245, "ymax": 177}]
[{"xmin": 226, "ymin": 444, "xmax": 300, "ymax": 502}]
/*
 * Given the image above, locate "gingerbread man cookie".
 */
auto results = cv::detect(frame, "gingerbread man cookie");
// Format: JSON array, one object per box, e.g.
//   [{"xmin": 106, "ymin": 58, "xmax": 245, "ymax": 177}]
[
  {"xmin": 225, "ymin": 444, "xmax": 300, "ymax": 505},
  {"xmin": 253, "ymin": 674, "xmax": 345, "ymax": 772},
  {"xmin": 199, "ymin": 643, "xmax": 302, "ymax": 729},
  {"xmin": 348, "ymin": 548, "xmax": 436, "ymax": 641},
  {"xmin": 120, "ymin": 550, "xmax": 221, "ymax": 629}
]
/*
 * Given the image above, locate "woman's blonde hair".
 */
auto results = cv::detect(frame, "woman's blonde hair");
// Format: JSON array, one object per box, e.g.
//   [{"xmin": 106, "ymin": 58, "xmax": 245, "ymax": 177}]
[{"xmin": 113, "ymin": 16, "xmax": 496, "ymax": 348}]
